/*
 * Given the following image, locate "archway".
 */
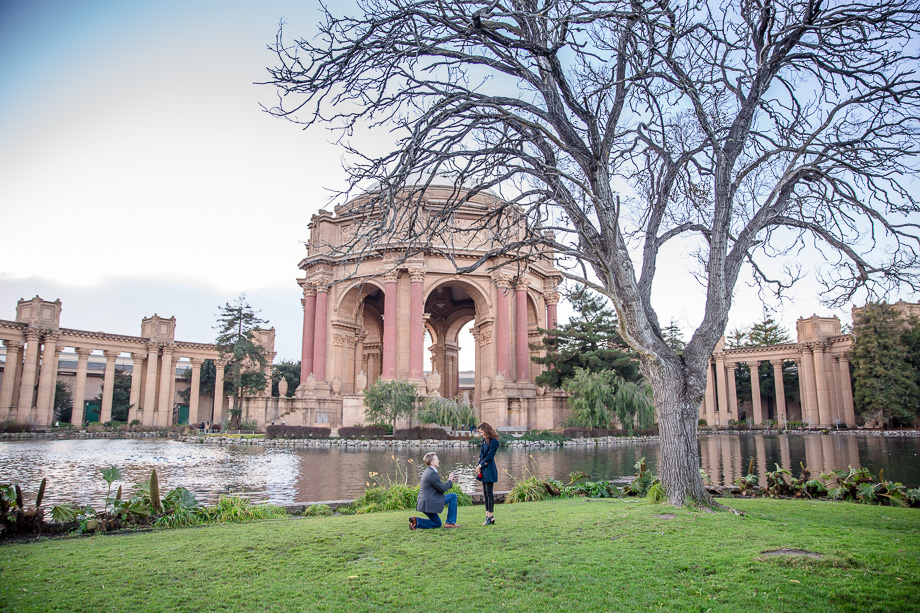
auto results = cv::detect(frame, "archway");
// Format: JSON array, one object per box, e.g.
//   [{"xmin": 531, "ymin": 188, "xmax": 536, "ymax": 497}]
[{"xmin": 425, "ymin": 279, "xmax": 487, "ymax": 407}]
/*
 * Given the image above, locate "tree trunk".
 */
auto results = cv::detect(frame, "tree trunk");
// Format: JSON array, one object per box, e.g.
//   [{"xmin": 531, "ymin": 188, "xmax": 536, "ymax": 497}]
[{"xmin": 643, "ymin": 357, "xmax": 714, "ymax": 507}]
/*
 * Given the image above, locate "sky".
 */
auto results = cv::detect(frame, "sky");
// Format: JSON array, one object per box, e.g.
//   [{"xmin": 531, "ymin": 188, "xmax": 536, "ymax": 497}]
[{"xmin": 0, "ymin": 0, "xmax": 915, "ymax": 368}]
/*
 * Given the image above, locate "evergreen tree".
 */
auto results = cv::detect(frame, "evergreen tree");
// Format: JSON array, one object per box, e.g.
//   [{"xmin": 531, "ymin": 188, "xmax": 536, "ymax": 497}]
[
  {"xmin": 850, "ymin": 303, "xmax": 918, "ymax": 427},
  {"xmin": 730, "ymin": 316, "xmax": 797, "ymax": 423},
  {"xmin": 747, "ymin": 315, "xmax": 794, "ymax": 346},
  {"xmin": 532, "ymin": 286, "xmax": 640, "ymax": 389},
  {"xmin": 661, "ymin": 319, "xmax": 686, "ymax": 353},
  {"xmin": 53, "ymin": 381, "xmax": 73, "ymax": 423},
  {"xmin": 272, "ymin": 361, "xmax": 301, "ymax": 397},
  {"xmin": 725, "ymin": 327, "xmax": 748, "ymax": 349},
  {"xmin": 215, "ymin": 294, "xmax": 271, "ymax": 428},
  {"xmin": 89, "ymin": 369, "xmax": 133, "ymax": 422}
]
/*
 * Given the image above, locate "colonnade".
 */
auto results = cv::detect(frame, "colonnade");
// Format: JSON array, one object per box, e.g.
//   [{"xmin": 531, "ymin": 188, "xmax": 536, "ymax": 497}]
[
  {"xmin": 0, "ymin": 297, "xmax": 239, "ymax": 428},
  {"xmin": 700, "ymin": 316, "xmax": 856, "ymax": 428}
]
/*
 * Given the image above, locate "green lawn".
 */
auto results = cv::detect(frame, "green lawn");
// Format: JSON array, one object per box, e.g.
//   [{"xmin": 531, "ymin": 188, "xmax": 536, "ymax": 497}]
[{"xmin": 1, "ymin": 498, "xmax": 917, "ymax": 612}]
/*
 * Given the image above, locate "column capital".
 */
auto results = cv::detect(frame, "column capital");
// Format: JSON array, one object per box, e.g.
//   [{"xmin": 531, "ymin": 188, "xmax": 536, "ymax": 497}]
[
  {"xmin": 302, "ymin": 284, "xmax": 317, "ymax": 298},
  {"xmin": 146, "ymin": 341, "xmax": 161, "ymax": 353},
  {"xmin": 131, "ymin": 351, "xmax": 146, "ymax": 362},
  {"xmin": 25, "ymin": 328, "xmax": 43, "ymax": 342},
  {"xmin": 215, "ymin": 357, "xmax": 229, "ymax": 368},
  {"xmin": 382, "ymin": 270, "xmax": 400, "ymax": 284},
  {"xmin": 189, "ymin": 357, "xmax": 204, "ymax": 367},
  {"xmin": 514, "ymin": 277, "xmax": 530, "ymax": 291},
  {"xmin": 544, "ymin": 292, "xmax": 561, "ymax": 305},
  {"xmin": 313, "ymin": 278, "xmax": 332, "ymax": 293},
  {"xmin": 492, "ymin": 272, "xmax": 513, "ymax": 289},
  {"xmin": 42, "ymin": 330, "xmax": 61, "ymax": 343},
  {"xmin": 103, "ymin": 350, "xmax": 120, "ymax": 361},
  {"xmin": 743, "ymin": 360, "xmax": 761, "ymax": 368},
  {"xmin": 408, "ymin": 267, "xmax": 427, "ymax": 283},
  {"xmin": 769, "ymin": 359, "xmax": 786, "ymax": 367},
  {"xmin": 3, "ymin": 339, "xmax": 23, "ymax": 351},
  {"xmin": 76, "ymin": 347, "xmax": 94, "ymax": 359},
  {"xmin": 160, "ymin": 343, "xmax": 175, "ymax": 356}
]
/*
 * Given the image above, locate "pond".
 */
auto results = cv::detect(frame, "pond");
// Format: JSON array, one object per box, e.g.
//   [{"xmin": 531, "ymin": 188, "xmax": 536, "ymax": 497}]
[{"xmin": 1, "ymin": 433, "xmax": 917, "ymax": 509}]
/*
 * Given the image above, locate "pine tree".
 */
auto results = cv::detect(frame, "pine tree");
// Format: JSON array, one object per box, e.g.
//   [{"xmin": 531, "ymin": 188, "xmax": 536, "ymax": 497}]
[
  {"xmin": 532, "ymin": 286, "xmax": 640, "ymax": 389},
  {"xmin": 661, "ymin": 319, "xmax": 686, "ymax": 353},
  {"xmin": 747, "ymin": 315, "xmax": 794, "ymax": 346},
  {"xmin": 850, "ymin": 303, "xmax": 918, "ymax": 427},
  {"xmin": 89, "ymin": 369, "xmax": 133, "ymax": 423},
  {"xmin": 730, "ymin": 316, "xmax": 797, "ymax": 423},
  {"xmin": 215, "ymin": 294, "xmax": 271, "ymax": 428}
]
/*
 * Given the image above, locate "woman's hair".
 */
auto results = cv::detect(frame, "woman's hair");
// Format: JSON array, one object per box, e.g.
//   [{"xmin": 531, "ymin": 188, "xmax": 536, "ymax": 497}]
[
  {"xmin": 423, "ymin": 452, "xmax": 438, "ymax": 466},
  {"xmin": 477, "ymin": 422, "xmax": 500, "ymax": 441}
]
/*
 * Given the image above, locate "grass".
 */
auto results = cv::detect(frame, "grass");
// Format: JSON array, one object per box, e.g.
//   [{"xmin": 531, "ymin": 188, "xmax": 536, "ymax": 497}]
[{"xmin": 1, "ymin": 498, "xmax": 918, "ymax": 612}]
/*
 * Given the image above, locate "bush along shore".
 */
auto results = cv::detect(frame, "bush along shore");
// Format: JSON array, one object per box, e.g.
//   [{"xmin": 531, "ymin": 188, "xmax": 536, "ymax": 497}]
[{"xmin": 5, "ymin": 455, "xmax": 918, "ymax": 543}]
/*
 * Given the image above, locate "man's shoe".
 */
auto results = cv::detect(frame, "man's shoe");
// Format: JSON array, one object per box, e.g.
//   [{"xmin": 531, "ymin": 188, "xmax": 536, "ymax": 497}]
[
  {"xmin": 409, "ymin": 517, "xmax": 417, "ymax": 530},
  {"xmin": 444, "ymin": 523, "xmax": 460, "ymax": 528}
]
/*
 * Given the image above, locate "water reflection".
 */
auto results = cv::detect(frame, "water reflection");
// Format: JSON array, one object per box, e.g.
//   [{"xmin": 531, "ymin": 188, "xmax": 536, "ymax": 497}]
[{"xmin": 0, "ymin": 434, "xmax": 917, "ymax": 509}]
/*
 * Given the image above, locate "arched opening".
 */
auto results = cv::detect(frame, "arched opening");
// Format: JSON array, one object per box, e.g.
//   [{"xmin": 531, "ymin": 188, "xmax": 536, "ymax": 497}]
[
  {"xmin": 424, "ymin": 280, "xmax": 488, "ymax": 409},
  {"xmin": 336, "ymin": 281, "xmax": 386, "ymax": 393}
]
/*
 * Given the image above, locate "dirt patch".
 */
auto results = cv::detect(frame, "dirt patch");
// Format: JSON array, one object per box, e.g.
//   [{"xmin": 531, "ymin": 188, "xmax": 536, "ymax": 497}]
[
  {"xmin": 760, "ymin": 548, "xmax": 824, "ymax": 559},
  {"xmin": 653, "ymin": 513, "xmax": 677, "ymax": 520}
]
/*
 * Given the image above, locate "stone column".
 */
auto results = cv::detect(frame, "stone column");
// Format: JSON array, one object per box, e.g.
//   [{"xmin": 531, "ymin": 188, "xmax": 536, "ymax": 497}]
[
  {"xmin": 313, "ymin": 283, "xmax": 330, "ymax": 382},
  {"xmin": 703, "ymin": 362, "xmax": 717, "ymax": 426},
  {"xmin": 34, "ymin": 332, "xmax": 61, "ymax": 425},
  {"xmin": 354, "ymin": 332, "xmax": 367, "ymax": 390},
  {"xmin": 812, "ymin": 344, "xmax": 831, "ymax": 426},
  {"xmin": 213, "ymin": 359, "xmax": 226, "ymax": 424},
  {"xmin": 381, "ymin": 271, "xmax": 398, "ymax": 379},
  {"xmin": 515, "ymin": 279, "xmax": 530, "ymax": 382},
  {"xmin": 838, "ymin": 354, "xmax": 856, "ymax": 427},
  {"xmin": 771, "ymin": 359, "xmax": 787, "ymax": 426},
  {"xmin": 494, "ymin": 274, "xmax": 512, "ymax": 377},
  {"xmin": 168, "ymin": 356, "xmax": 179, "ymax": 422},
  {"xmin": 128, "ymin": 352, "xmax": 145, "ymax": 424},
  {"xmin": 300, "ymin": 285, "xmax": 316, "ymax": 381},
  {"xmin": 142, "ymin": 342, "xmax": 160, "ymax": 425},
  {"xmin": 714, "ymin": 355, "xmax": 729, "ymax": 426},
  {"xmin": 408, "ymin": 268, "xmax": 426, "ymax": 379},
  {"xmin": 71, "ymin": 348, "xmax": 92, "ymax": 427},
  {"xmin": 545, "ymin": 292, "xmax": 559, "ymax": 330},
  {"xmin": 726, "ymin": 364, "xmax": 738, "ymax": 421},
  {"xmin": 747, "ymin": 361, "xmax": 763, "ymax": 425},
  {"xmin": 100, "ymin": 350, "xmax": 119, "ymax": 423},
  {"xmin": 0, "ymin": 340, "xmax": 23, "ymax": 417},
  {"xmin": 800, "ymin": 347, "xmax": 819, "ymax": 426},
  {"xmin": 189, "ymin": 358, "xmax": 203, "ymax": 425},
  {"xmin": 156, "ymin": 344, "xmax": 175, "ymax": 424},
  {"xmin": 17, "ymin": 329, "xmax": 42, "ymax": 412}
]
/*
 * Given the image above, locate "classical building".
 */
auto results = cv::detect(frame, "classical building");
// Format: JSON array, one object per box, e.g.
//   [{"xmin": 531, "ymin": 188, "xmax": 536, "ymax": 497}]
[
  {"xmin": 0, "ymin": 296, "xmax": 274, "ymax": 427},
  {"xmin": 700, "ymin": 315, "xmax": 855, "ymax": 428},
  {"xmin": 272, "ymin": 181, "xmax": 568, "ymax": 431}
]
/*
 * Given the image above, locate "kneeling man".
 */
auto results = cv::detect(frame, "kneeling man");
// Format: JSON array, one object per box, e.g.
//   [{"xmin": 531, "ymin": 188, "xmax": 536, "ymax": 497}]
[{"xmin": 409, "ymin": 452, "xmax": 460, "ymax": 529}]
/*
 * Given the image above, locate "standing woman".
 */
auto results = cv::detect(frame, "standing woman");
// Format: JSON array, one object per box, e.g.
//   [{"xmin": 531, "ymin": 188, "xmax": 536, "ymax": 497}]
[{"xmin": 475, "ymin": 421, "xmax": 500, "ymax": 525}]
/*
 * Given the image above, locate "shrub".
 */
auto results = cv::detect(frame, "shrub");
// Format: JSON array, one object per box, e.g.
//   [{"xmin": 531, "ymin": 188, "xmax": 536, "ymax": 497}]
[
  {"xmin": 303, "ymin": 504, "xmax": 333, "ymax": 517},
  {"xmin": 337, "ymin": 426, "xmax": 364, "ymax": 439},
  {"xmin": 364, "ymin": 426, "xmax": 387, "ymax": 438},
  {"xmin": 239, "ymin": 418, "xmax": 259, "ymax": 431},
  {"xmin": 393, "ymin": 426, "xmax": 449, "ymax": 440},
  {"xmin": 266, "ymin": 425, "xmax": 331, "ymax": 439},
  {"xmin": 562, "ymin": 427, "xmax": 586, "ymax": 438},
  {"xmin": 0, "ymin": 421, "xmax": 31, "ymax": 433}
]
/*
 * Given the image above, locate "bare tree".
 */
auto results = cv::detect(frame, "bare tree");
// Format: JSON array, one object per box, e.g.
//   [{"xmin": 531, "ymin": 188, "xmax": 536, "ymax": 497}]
[{"xmin": 264, "ymin": 0, "xmax": 920, "ymax": 506}]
